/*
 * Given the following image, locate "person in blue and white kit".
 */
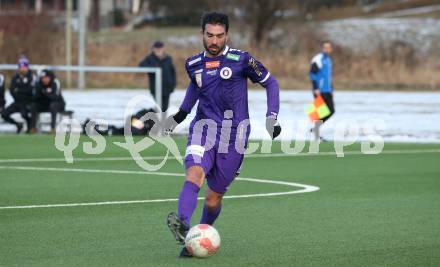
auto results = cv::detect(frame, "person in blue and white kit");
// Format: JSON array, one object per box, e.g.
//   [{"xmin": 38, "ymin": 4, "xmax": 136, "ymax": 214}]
[{"xmin": 309, "ymin": 40, "xmax": 335, "ymax": 141}]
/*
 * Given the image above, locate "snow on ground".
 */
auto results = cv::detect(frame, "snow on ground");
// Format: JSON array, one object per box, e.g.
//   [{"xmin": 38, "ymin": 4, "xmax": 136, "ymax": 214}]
[
  {"xmin": 1, "ymin": 89, "xmax": 439, "ymax": 143},
  {"xmin": 376, "ymin": 5, "xmax": 440, "ymax": 18}
]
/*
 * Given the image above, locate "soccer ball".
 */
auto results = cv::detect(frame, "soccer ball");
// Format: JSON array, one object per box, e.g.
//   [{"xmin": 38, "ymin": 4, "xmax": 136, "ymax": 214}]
[{"xmin": 185, "ymin": 224, "xmax": 221, "ymax": 258}]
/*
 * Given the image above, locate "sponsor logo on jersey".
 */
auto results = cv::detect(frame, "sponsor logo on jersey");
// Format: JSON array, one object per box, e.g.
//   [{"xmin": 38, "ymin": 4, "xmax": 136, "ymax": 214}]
[
  {"xmin": 205, "ymin": 61, "xmax": 220, "ymax": 69},
  {"xmin": 226, "ymin": 53, "xmax": 240, "ymax": 61},
  {"xmin": 206, "ymin": 69, "xmax": 217, "ymax": 76},
  {"xmin": 195, "ymin": 73, "xmax": 202, "ymax": 87},
  {"xmin": 248, "ymin": 57, "xmax": 263, "ymax": 77},
  {"xmin": 220, "ymin": 67, "xmax": 232, "ymax": 79}
]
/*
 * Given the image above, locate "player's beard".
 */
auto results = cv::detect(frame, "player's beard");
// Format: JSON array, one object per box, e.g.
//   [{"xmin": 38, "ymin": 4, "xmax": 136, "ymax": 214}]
[{"xmin": 203, "ymin": 40, "xmax": 226, "ymax": 57}]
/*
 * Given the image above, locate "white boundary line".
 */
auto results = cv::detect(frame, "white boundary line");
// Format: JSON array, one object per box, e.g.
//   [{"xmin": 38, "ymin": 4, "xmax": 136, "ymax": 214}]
[
  {"xmin": 0, "ymin": 148, "xmax": 438, "ymax": 163},
  {"xmin": 0, "ymin": 166, "xmax": 319, "ymax": 210}
]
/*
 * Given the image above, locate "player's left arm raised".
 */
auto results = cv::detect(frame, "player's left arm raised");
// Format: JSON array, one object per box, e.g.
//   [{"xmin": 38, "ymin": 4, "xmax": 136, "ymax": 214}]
[{"xmin": 244, "ymin": 54, "xmax": 281, "ymax": 139}]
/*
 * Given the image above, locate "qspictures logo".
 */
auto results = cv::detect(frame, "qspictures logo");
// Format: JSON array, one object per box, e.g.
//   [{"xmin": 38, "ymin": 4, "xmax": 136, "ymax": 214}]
[{"xmin": 54, "ymin": 95, "xmax": 385, "ymax": 172}]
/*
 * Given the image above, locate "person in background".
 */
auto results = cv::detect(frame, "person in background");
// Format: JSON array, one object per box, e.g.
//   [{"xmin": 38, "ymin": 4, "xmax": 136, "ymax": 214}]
[
  {"xmin": 139, "ymin": 41, "xmax": 176, "ymax": 112},
  {"xmin": 309, "ymin": 40, "xmax": 335, "ymax": 141},
  {"xmin": 1, "ymin": 56, "xmax": 35, "ymax": 133},
  {"xmin": 0, "ymin": 74, "xmax": 5, "ymax": 112},
  {"xmin": 30, "ymin": 69, "xmax": 65, "ymax": 133}
]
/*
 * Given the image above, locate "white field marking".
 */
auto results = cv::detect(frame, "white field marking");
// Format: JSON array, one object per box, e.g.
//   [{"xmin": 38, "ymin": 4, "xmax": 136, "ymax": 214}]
[
  {"xmin": 0, "ymin": 166, "xmax": 319, "ymax": 210},
  {"xmin": 0, "ymin": 148, "xmax": 439, "ymax": 163},
  {"xmin": 0, "ymin": 165, "xmax": 180, "ymax": 177},
  {"xmin": 246, "ymin": 148, "xmax": 440, "ymax": 158}
]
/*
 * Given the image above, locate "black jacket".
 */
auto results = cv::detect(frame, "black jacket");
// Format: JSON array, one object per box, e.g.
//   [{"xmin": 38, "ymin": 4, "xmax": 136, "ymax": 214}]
[
  {"xmin": 139, "ymin": 53, "xmax": 176, "ymax": 96},
  {"xmin": 0, "ymin": 74, "xmax": 5, "ymax": 108},
  {"xmin": 33, "ymin": 71, "xmax": 64, "ymax": 105},
  {"xmin": 10, "ymin": 70, "xmax": 35, "ymax": 104}
]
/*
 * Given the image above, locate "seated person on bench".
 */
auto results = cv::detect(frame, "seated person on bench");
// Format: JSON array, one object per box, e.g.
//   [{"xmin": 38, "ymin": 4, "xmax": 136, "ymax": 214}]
[
  {"xmin": 1, "ymin": 56, "xmax": 35, "ymax": 133},
  {"xmin": 30, "ymin": 69, "xmax": 65, "ymax": 133}
]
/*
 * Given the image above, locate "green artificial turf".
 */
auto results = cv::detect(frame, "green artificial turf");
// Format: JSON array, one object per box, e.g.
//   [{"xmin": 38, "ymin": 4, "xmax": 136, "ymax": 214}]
[{"xmin": 0, "ymin": 134, "xmax": 439, "ymax": 266}]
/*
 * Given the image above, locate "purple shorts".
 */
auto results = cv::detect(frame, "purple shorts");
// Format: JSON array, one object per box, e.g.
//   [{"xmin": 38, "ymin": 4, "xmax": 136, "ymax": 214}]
[
  {"xmin": 185, "ymin": 144, "xmax": 244, "ymax": 195},
  {"xmin": 184, "ymin": 123, "xmax": 248, "ymax": 194}
]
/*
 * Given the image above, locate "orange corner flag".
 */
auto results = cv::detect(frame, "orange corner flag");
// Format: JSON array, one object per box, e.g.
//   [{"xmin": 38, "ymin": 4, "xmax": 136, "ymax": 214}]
[{"xmin": 306, "ymin": 95, "xmax": 331, "ymax": 121}]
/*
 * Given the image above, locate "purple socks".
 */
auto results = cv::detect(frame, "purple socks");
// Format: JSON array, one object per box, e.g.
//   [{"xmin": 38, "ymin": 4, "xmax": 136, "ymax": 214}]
[
  {"xmin": 200, "ymin": 204, "xmax": 222, "ymax": 225},
  {"xmin": 178, "ymin": 181, "xmax": 200, "ymax": 226},
  {"xmin": 177, "ymin": 180, "xmax": 222, "ymax": 226}
]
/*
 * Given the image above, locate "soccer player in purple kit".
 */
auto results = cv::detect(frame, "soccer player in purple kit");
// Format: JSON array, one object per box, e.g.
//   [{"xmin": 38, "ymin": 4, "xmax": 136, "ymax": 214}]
[{"xmin": 164, "ymin": 12, "xmax": 281, "ymax": 257}]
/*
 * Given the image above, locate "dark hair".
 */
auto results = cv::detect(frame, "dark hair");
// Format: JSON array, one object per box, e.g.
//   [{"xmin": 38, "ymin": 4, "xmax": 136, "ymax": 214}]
[
  {"xmin": 201, "ymin": 12, "xmax": 229, "ymax": 33},
  {"xmin": 152, "ymin": 41, "xmax": 164, "ymax": 48}
]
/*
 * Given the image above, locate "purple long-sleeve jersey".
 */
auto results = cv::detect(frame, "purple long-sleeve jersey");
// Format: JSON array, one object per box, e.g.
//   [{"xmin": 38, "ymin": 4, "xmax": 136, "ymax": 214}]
[{"xmin": 180, "ymin": 46, "xmax": 280, "ymax": 131}]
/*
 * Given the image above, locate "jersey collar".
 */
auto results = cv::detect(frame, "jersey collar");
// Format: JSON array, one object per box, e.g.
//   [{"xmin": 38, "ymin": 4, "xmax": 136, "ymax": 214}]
[
  {"xmin": 222, "ymin": 45, "xmax": 230, "ymax": 55},
  {"xmin": 203, "ymin": 45, "xmax": 230, "ymax": 58}
]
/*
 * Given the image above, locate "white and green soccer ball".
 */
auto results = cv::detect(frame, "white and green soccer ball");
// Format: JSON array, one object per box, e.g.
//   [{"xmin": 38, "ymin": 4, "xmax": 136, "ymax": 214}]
[{"xmin": 185, "ymin": 224, "xmax": 221, "ymax": 258}]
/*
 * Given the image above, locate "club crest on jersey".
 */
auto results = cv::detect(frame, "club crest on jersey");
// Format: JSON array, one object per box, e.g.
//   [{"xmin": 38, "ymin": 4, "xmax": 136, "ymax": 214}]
[
  {"xmin": 205, "ymin": 61, "xmax": 220, "ymax": 69},
  {"xmin": 220, "ymin": 67, "xmax": 232, "ymax": 79}
]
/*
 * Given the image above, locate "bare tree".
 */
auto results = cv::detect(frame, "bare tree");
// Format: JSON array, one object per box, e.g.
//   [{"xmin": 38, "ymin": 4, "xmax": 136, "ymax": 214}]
[
  {"xmin": 147, "ymin": 0, "xmax": 356, "ymax": 45},
  {"xmin": 89, "ymin": 0, "xmax": 100, "ymax": 31},
  {"xmin": 233, "ymin": 0, "xmax": 289, "ymax": 46}
]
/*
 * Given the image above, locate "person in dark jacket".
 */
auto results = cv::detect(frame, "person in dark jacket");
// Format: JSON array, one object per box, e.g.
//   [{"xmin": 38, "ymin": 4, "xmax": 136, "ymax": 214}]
[
  {"xmin": 1, "ymin": 56, "xmax": 35, "ymax": 133},
  {"xmin": 0, "ymin": 74, "xmax": 5, "ymax": 112},
  {"xmin": 139, "ymin": 41, "xmax": 176, "ymax": 112},
  {"xmin": 30, "ymin": 69, "xmax": 65, "ymax": 133}
]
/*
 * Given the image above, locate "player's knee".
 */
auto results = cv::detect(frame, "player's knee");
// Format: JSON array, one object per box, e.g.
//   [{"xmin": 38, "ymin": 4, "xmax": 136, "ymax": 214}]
[
  {"xmin": 30, "ymin": 105, "xmax": 37, "ymax": 113},
  {"xmin": 205, "ymin": 199, "xmax": 221, "ymax": 210},
  {"xmin": 205, "ymin": 194, "xmax": 222, "ymax": 210},
  {"xmin": 49, "ymin": 102, "xmax": 60, "ymax": 111},
  {"xmin": 21, "ymin": 111, "xmax": 30, "ymax": 120},
  {"xmin": 1, "ymin": 109, "xmax": 8, "ymax": 119},
  {"xmin": 186, "ymin": 166, "xmax": 205, "ymax": 187}
]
